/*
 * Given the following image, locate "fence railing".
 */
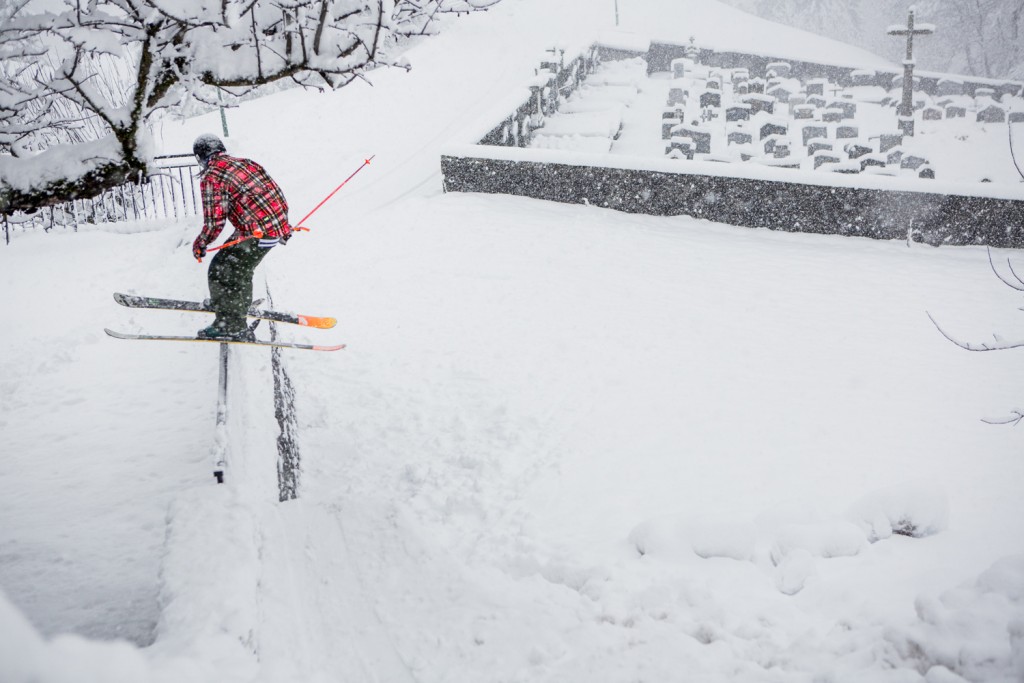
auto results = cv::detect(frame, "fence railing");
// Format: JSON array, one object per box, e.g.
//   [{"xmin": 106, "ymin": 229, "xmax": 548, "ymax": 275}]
[{"xmin": 3, "ymin": 154, "xmax": 202, "ymax": 244}]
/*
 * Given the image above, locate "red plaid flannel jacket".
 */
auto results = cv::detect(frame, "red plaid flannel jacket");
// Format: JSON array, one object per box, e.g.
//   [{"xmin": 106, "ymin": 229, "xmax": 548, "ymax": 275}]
[{"xmin": 195, "ymin": 154, "xmax": 291, "ymax": 249}]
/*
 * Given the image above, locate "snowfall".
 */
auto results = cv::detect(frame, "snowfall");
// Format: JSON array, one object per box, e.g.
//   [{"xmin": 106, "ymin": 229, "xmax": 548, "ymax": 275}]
[{"xmin": 2, "ymin": 1, "xmax": 1024, "ymax": 682}]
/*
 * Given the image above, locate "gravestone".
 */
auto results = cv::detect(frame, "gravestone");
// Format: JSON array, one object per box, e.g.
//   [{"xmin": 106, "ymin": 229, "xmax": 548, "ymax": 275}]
[
  {"xmin": 662, "ymin": 118, "xmax": 682, "ymax": 139},
  {"xmin": 671, "ymin": 59, "xmax": 687, "ymax": 79},
  {"xmin": 762, "ymin": 133, "xmax": 786, "ymax": 154},
  {"xmin": 735, "ymin": 82, "xmax": 749, "ymax": 95},
  {"xmin": 827, "ymin": 101, "xmax": 857, "ymax": 119},
  {"xmin": 808, "ymin": 140, "xmax": 834, "ymax": 155},
  {"xmin": 859, "ymin": 153, "xmax": 887, "ymax": 171},
  {"xmin": 748, "ymin": 78, "xmax": 766, "ymax": 94},
  {"xmin": 807, "ymin": 95, "xmax": 826, "ymax": 108},
  {"xmin": 836, "ymin": 126, "xmax": 859, "ymax": 139},
  {"xmin": 885, "ymin": 148, "xmax": 903, "ymax": 165},
  {"xmin": 672, "ymin": 125, "xmax": 712, "ymax": 154},
  {"xmin": 767, "ymin": 84, "xmax": 795, "ymax": 103},
  {"xmin": 794, "ymin": 105, "xmax": 815, "ymax": 120},
  {"xmin": 975, "ymin": 87, "xmax": 996, "ymax": 100},
  {"xmin": 789, "ymin": 94, "xmax": 807, "ymax": 107},
  {"xmin": 728, "ymin": 131, "xmax": 753, "ymax": 145},
  {"xmin": 918, "ymin": 165, "xmax": 935, "ymax": 179},
  {"xmin": 773, "ymin": 141, "xmax": 791, "ymax": 159},
  {"xmin": 945, "ymin": 105, "xmax": 967, "ymax": 118},
  {"xmin": 900, "ymin": 155, "xmax": 928, "ymax": 170},
  {"xmin": 844, "ymin": 142, "xmax": 872, "ymax": 159},
  {"xmin": 802, "ymin": 125, "xmax": 828, "ymax": 145},
  {"xmin": 760, "ymin": 122, "xmax": 788, "ymax": 140},
  {"xmin": 668, "ymin": 87, "xmax": 686, "ymax": 106},
  {"xmin": 806, "ymin": 79, "xmax": 828, "ymax": 97},
  {"xmin": 726, "ymin": 105, "xmax": 751, "ymax": 122},
  {"xmin": 879, "ymin": 134, "xmax": 902, "ymax": 152},
  {"xmin": 667, "ymin": 137, "xmax": 695, "ymax": 160},
  {"xmin": 744, "ymin": 94, "xmax": 775, "ymax": 115},
  {"xmin": 813, "ymin": 152, "xmax": 841, "ymax": 169},
  {"xmin": 829, "ymin": 161, "xmax": 863, "ymax": 174},
  {"xmin": 977, "ymin": 105, "xmax": 1006, "ymax": 123},
  {"xmin": 822, "ymin": 111, "xmax": 843, "ymax": 123},
  {"xmin": 700, "ymin": 91, "xmax": 721, "ymax": 108},
  {"xmin": 922, "ymin": 107, "xmax": 942, "ymax": 121},
  {"xmin": 732, "ymin": 68, "xmax": 749, "ymax": 83},
  {"xmin": 663, "ymin": 107, "xmax": 682, "ymax": 120}
]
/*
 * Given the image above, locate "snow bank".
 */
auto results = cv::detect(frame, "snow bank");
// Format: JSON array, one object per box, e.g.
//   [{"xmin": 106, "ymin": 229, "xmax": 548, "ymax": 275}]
[
  {"xmin": 0, "ymin": 587, "xmax": 181, "ymax": 683},
  {"xmin": 888, "ymin": 556, "xmax": 1024, "ymax": 683},
  {"xmin": 847, "ymin": 485, "xmax": 950, "ymax": 541}
]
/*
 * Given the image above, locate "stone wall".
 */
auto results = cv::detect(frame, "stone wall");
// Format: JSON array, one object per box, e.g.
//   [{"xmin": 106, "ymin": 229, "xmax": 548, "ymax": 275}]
[{"xmin": 441, "ymin": 153, "xmax": 1024, "ymax": 248}]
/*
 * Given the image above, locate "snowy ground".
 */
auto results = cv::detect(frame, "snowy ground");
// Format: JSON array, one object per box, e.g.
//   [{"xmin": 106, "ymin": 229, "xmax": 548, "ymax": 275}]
[{"xmin": 2, "ymin": 1, "xmax": 1024, "ymax": 682}]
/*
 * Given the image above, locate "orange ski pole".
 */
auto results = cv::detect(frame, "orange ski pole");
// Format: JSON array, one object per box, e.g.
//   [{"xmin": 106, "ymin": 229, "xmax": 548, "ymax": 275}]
[{"xmin": 292, "ymin": 155, "xmax": 375, "ymax": 230}]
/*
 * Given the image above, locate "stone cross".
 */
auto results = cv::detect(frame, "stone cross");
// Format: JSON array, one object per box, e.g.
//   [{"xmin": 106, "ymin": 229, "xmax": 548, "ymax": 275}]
[{"xmin": 887, "ymin": 6, "xmax": 934, "ymax": 136}]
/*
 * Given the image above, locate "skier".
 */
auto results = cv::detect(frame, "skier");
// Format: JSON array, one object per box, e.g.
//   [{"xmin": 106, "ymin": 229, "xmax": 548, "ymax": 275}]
[{"xmin": 191, "ymin": 134, "xmax": 292, "ymax": 341}]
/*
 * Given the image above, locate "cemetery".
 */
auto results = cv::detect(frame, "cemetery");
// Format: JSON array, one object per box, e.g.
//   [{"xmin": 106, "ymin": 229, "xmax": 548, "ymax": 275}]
[{"xmin": 447, "ymin": 22, "xmax": 1024, "ymax": 246}]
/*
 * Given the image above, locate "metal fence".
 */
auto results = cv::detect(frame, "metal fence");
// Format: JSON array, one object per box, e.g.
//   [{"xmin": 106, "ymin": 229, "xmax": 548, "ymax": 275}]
[{"xmin": 3, "ymin": 154, "xmax": 202, "ymax": 244}]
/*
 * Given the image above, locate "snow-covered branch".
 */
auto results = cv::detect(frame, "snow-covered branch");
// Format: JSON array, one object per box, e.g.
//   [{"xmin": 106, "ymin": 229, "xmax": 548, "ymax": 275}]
[{"xmin": 0, "ymin": 0, "xmax": 502, "ymax": 215}]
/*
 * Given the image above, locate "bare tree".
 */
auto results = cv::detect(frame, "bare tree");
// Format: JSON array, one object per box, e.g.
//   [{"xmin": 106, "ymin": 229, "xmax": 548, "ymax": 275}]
[{"xmin": 0, "ymin": 0, "xmax": 500, "ymax": 215}]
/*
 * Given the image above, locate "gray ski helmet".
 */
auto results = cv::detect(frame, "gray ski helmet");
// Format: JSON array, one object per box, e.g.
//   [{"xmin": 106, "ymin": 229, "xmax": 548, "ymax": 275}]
[{"xmin": 193, "ymin": 134, "xmax": 226, "ymax": 167}]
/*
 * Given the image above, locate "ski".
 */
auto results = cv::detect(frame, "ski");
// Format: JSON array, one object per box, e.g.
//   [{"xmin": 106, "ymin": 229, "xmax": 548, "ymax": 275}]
[
  {"xmin": 113, "ymin": 292, "xmax": 336, "ymax": 329},
  {"xmin": 104, "ymin": 328, "xmax": 345, "ymax": 352}
]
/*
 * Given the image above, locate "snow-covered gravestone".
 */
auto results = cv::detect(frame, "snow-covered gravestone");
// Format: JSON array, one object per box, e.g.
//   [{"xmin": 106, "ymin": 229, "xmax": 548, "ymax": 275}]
[
  {"xmin": 827, "ymin": 101, "xmax": 857, "ymax": 119},
  {"xmin": 744, "ymin": 94, "xmax": 775, "ymax": 115},
  {"xmin": 822, "ymin": 110, "xmax": 843, "ymax": 123},
  {"xmin": 835, "ymin": 125, "xmax": 860, "ymax": 140},
  {"xmin": 806, "ymin": 78, "xmax": 828, "ymax": 97},
  {"xmin": 879, "ymin": 133, "xmax": 903, "ymax": 152},
  {"xmin": 668, "ymin": 87, "xmax": 686, "ymax": 106},
  {"xmin": 726, "ymin": 105, "xmax": 751, "ymax": 122},
  {"xmin": 808, "ymin": 139, "xmax": 834, "ymax": 155},
  {"xmin": 767, "ymin": 83, "xmax": 795, "ymax": 103},
  {"xmin": 666, "ymin": 136, "xmax": 695, "ymax": 160},
  {"xmin": 728, "ymin": 130, "xmax": 753, "ymax": 146},
  {"xmin": 794, "ymin": 104, "xmax": 815, "ymax": 120},
  {"xmin": 735, "ymin": 82, "xmax": 749, "ymax": 96},
  {"xmin": 672, "ymin": 124, "xmax": 712, "ymax": 153},
  {"xmin": 802, "ymin": 124, "xmax": 828, "ymax": 146},
  {"xmin": 901, "ymin": 154, "xmax": 929, "ymax": 170},
  {"xmin": 748, "ymin": 77, "xmax": 766, "ymax": 94},
  {"xmin": 700, "ymin": 91, "xmax": 721, "ymax": 108},
  {"xmin": 671, "ymin": 58, "xmax": 686, "ymax": 79},
  {"xmin": 859, "ymin": 153, "xmax": 887, "ymax": 171},
  {"xmin": 662, "ymin": 117, "xmax": 682, "ymax": 139},
  {"xmin": 974, "ymin": 87, "xmax": 996, "ymax": 102},
  {"xmin": 813, "ymin": 150, "xmax": 841, "ymax": 169},
  {"xmin": 977, "ymin": 104, "xmax": 1007, "ymax": 123},
  {"xmin": 759, "ymin": 121, "xmax": 787, "ymax": 140},
  {"xmin": 922, "ymin": 106, "xmax": 942, "ymax": 121},
  {"xmin": 844, "ymin": 141, "xmax": 872, "ymax": 159},
  {"xmin": 944, "ymin": 105, "xmax": 967, "ymax": 119}
]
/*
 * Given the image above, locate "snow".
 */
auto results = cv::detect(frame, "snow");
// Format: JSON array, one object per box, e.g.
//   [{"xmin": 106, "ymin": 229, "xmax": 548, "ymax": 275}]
[{"xmin": 3, "ymin": 1, "xmax": 1024, "ymax": 682}]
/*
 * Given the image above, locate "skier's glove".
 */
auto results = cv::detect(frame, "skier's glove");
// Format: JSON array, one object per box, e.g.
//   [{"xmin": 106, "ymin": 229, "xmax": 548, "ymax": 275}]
[{"xmin": 192, "ymin": 238, "xmax": 207, "ymax": 261}]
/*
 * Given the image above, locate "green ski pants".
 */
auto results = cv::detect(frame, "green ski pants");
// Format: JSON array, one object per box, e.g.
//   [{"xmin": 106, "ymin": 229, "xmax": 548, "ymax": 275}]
[{"xmin": 207, "ymin": 239, "xmax": 270, "ymax": 332}]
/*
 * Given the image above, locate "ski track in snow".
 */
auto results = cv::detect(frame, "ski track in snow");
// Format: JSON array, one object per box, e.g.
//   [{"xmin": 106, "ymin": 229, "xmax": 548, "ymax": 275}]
[{"xmin": 3, "ymin": 1, "xmax": 1024, "ymax": 682}]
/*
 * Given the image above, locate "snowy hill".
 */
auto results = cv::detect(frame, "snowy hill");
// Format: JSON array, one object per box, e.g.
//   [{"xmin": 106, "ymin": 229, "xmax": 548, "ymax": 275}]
[{"xmin": 2, "ymin": 1, "xmax": 1024, "ymax": 682}]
